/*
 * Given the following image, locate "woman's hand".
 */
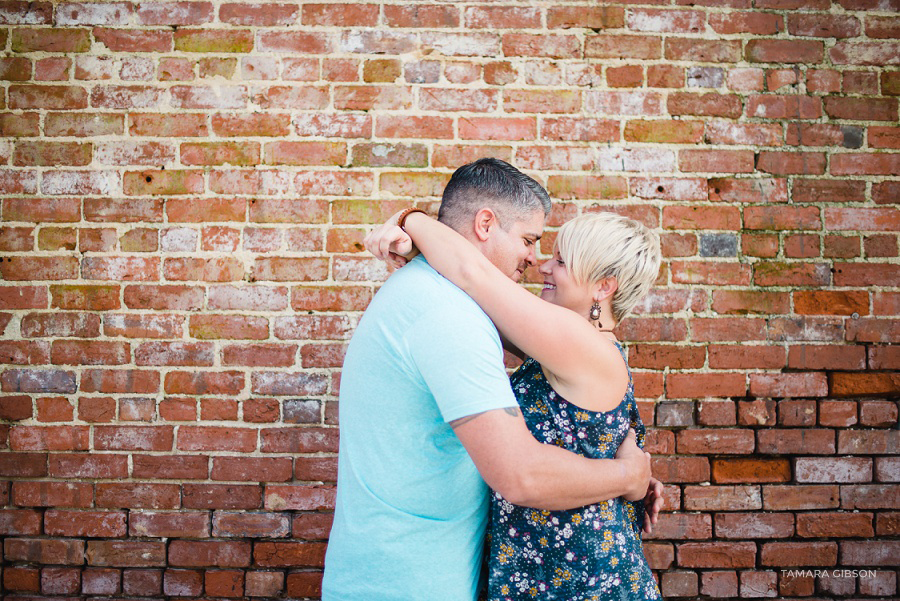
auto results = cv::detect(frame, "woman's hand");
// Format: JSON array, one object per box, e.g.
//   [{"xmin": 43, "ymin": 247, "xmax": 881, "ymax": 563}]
[
  {"xmin": 363, "ymin": 211, "xmax": 420, "ymax": 270},
  {"xmin": 642, "ymin": 477, "xmax": 664, "ymax": 534}
]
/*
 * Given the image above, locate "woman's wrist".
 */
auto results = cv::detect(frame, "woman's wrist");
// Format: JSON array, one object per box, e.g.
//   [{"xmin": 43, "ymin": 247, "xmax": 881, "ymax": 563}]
[{"xmin": 396, "ymin": 207, "xmax": 426, "ymax": 232}]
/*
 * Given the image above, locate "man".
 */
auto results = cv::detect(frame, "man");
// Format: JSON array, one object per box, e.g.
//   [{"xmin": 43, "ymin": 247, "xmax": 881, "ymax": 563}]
[{"xmin": 323, "ymin": 159, "xmax": 657, "ymax": 601}]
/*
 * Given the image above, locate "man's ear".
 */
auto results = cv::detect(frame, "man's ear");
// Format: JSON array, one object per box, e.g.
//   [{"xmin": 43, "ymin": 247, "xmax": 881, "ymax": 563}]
[
  {"xmin": 593, "ymin": 277, "xmax": 618, "ymax": 303},
  {"xmin": 473, "ymin": 208, "xmax": 499, "ymax": 242}
]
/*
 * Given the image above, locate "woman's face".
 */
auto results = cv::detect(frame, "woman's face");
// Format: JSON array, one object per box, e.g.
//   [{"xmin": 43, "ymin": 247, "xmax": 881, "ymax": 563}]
[{"xmin": 538, "ymin": 246, "xmax": 594, "ymax": 318}]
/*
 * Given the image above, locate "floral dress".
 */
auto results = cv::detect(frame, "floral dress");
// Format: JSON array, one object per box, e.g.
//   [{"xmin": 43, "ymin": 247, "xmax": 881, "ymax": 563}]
[{"xmin": 486, "ymin": 341, "xmax": 661, "ymax": 601}]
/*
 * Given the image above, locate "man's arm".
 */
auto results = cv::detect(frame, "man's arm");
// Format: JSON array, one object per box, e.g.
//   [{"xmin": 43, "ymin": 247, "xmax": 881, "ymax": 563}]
[{"xmin": 451, "ymin": 407, "xmax": 652, "ymax": 511}]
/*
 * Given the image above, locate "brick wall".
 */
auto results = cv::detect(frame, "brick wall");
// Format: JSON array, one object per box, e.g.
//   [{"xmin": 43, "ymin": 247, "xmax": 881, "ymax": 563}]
[{"xmin": 0, "ymin": 1, "xmax": 897, "ymax": 599}]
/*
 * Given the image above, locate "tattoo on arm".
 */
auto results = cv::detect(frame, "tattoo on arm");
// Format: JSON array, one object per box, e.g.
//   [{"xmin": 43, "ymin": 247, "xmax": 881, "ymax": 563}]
[{"xmin": 450, "ymin": 406, "xmax": 520, "ymax": 429}]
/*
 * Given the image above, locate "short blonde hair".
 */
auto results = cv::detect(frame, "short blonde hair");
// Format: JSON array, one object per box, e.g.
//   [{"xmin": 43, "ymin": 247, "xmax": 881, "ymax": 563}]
[{"xmin": 556, "ymin": 212, "xmax": 662, "ymax": 323}]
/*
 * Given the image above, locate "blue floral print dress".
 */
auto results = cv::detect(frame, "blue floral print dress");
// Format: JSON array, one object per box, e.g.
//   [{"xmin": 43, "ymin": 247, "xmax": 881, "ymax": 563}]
[{"xmin": 486, "ymin": 341, "xmax": 661, "ymax": 601}]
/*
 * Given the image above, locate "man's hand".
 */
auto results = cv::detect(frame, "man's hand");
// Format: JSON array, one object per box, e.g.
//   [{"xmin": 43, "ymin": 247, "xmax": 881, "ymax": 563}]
[
  {"xmin": 642, "ymin": 477, "xmax": 664, "ymax": 534},
  {"xmin": 363, "ymin": 212, "xmax": 419, "ymax": 270},
  {"xmin": 615, "ymin": 429, "xmax": 652, "ymax": 502}
]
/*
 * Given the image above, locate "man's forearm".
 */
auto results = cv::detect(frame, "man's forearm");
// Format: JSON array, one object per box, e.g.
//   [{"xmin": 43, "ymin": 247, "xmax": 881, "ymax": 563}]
[{"xmin": 502, "ymin": 440, "xmax": 647, "ymax": 511}]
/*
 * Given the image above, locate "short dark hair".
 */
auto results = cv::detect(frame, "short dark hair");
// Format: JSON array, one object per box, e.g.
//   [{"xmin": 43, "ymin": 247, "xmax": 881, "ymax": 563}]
[{"xmin": 438, "ymin": 158, "xmax": 552, "ymax": 231}]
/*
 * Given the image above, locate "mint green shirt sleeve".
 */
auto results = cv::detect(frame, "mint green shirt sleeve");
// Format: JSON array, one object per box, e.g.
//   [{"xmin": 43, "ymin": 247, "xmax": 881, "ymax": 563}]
[{"xmin": 405, "ymin": 304, "xmax": 518, "ymax": 423}]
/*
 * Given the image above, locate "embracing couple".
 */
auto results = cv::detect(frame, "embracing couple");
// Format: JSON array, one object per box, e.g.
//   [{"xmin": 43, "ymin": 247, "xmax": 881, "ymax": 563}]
[{"xmin": 323, "ymin": 159, "xmax": 664, "ymax": 601}]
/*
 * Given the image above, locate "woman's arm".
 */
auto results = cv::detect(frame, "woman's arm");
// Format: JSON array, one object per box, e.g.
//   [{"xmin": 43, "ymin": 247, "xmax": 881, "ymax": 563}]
[{"xmin": 365, "ymin": 211, "xmax": 614, "ymax": 383}]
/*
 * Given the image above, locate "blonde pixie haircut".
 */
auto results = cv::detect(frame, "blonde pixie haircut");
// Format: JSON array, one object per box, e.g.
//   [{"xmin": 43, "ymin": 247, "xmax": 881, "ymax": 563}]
[{"xmin": 556, "ymin": 212, "xmax": 662, "ymax": 323}]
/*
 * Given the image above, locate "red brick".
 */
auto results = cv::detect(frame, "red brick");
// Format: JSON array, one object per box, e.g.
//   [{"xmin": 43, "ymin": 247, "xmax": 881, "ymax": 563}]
[
  {"xmin": 292, "ymin": 512, "xmax": 335, "ymax": 539},
  {"xmin": 677, "ymin": 428, "xmax": 754, "ymax": 454},
  {"xmin": 792, "ymin": 290, "xmax": 868, "ymax": 317},
  {"xmin": 223, "ymin": 343, "xmax": 297, "ymax": 368},
  {"xmin": 0, "ymin": 227, "xmax": 34, "ymax": 252},
  {"xmin": 834, "ymin": 263, "xmax": 900, "ymax": 287},
  {"xmin": 161, "ymin": 568, "xmax": 202, "ymax": 596},
  {"xmin": 177, "ymin": 426, "xmax": 256, "ymax": 452},
  {"xmin": 465, "ymin": 6, "xmax": 540, "ymax": 29},
  {"xmin": 715, "ymin": 512, "xmax": 794, "ymax": 538},
  {"xmin": 261, "ymin": 427, "xmax": 338, "ymax": 454},
  {"xmin": 617, "ymin": 317, "xmax": 688, "ymax": 343},
  {"xmin": 788, "ymin": 13, "xmax": 861, "ymax": 38},
  {"xmin": 629, "ymin": 345, "xmax": 705, "ymax": 370},
  {"xmin": 680, "ymin": 149, "xmax": 754, "ymax": 173},
  {"xmin": 1, "ymin": 369, "xmax": 77, "ymax": 394},
  {"xmin": 677, "ymin": 542, "xmax": 757, "ymax": 568},
  {"xmin": 643, "ymin": 513, "xmax": 711, "ymax": 541},
  {"xmin": 183, "ymin": 483, "xmax": 262, "ymax": 510},
  {"xmin": 254, "ymin": 542, "xmax": 327, "ymax": 568},
  {"xmin": 737, "ymin": 399, "xmax": 777, "ymax": 426},
  {"xmin": 79, "ymin": 567, "xmax": 120, "ymax": 595},
  {"xmin": 860, "ymin": 400, "xmax": 898, "ymax": 427},
  {"xmin": 212, "ymin": 512, "xmax": 291, "ymax": 538},
  {"xmin": 668, "ymin": 92, "xmax": 742, "ymax": 118},
  {"xmin": 831, "ymin": 372, "xmax": 900, "ymax": 397},
  {"xmin": 44, "ymin": 509, "xmax": 126, "ymax": 537},
  {"xmin": 710, "ymin": 290, "xmax": 789, "ymax": 315},
  {"xmin": 824, "ymin": 97, "xmax": 898, "ymax": 123},
  {"xmin": 700, "ymin": 571, "xmax": 738, "ymax": 598},
  {"xmin": 644, "ymin": 543, "xmax": 675, "ymax": 571},
  {"xmin": 212, "ymin": 457, "xmax": 292, "ymax": 482},
  {"xmin": 93, "ymin": 482, "xmax": 180, "ymax": 510},
  {"xmin": 753, "ymin": 262, "xmax": 831, "ymax": 287},
  {"xmin": 671, "ymin": 262, "xmax": 752, "ymax": 287},
  {"xmin": 384, "ymin": 4, "xmax": 458, "ymax": 27},
  {"xmin": 292, "ymin": 286, "xmax": 372, "ymax": 311},
  {"xmin": 666, "ymin": 38, "xmax": 741, "ymax": 62},
  {"xmin": 206, "ymin": 570, "xmax": 244, "ymax": 597},
  {"xmin": 0, "ymin": 340, "xmax": 50, "ymax": 365},
  {"xmin": 3, "ymin": 565, "xmax": 41, "ymax": 592},
  {"xmin": 0, "ymin": 286, "xmax": 48, "ymax": 310},
  {"xmin": 0, "ymin": 255, "xmax": 79, "ymax": 281},
  {"xmin": 623, "ymin": 120, "xmax": 702, "ymax": 145},
  {"xmin": 39, "ymin": 566, "xmax": 80, "ymax": 594},
  {"xmin": 763, "ymin": 484, "xmax": 839, "ymax": 510},
  {"xmin": 788, "ymin": 345, "xmax": 866, "ymax": 370},
  {"xmin": 10, "ymin": 425, "xmax": 89, "ymax": 451},
  {"xmin": 12, "ymin": 481, "xmax": 93, "ymax": 508},
  {"xmin": 759, "ymin": 429, "xmax": 837, "ymax": 455},
  {"xmin": 5, "ymin": 538, "xmax": 85, "ymax": 564},
  {"xmin": 712, "ymin": 458, "xmax": 790, "ymax": 484},
  {"xmin": 709, "ymin": 11, "xmax": 783, "ymax": 34},
  {"xmin": 660, "ymin": 571, "xmax": 698, "ymax": 598},
  {"xmin": 760, "ymin": 542, "xmax": 837, "ymax": 567},
  {"xmin": 605, "ymin": 64, "xmax": 642, "ymax": 88},
  {"xmin": 797, "ymin": 457, "xmax": 872, "ymax": 483},
  {"xmin": 647, "ymin": 64, "xmax": 685, "ymax": 88},
  {"xmin": 746, "ymin": 39, "xmax": 823, "ymax": 63},
  {"xmin": 796, "ymin": 512, "xmax": 875, "ymax": 539},
  {"xmin": 0, "ymin": 508, "xmax": 42, "ymax": 536},
  {"xmin": 245, "ymin": 571, "xmax": 286, "ymax": 597},
  {"xmin": 84, "ymin": 541, "xmax": 166, "ymax": 568},
  {"xmin": 129, "ymin": 113, "xmax": 207, "ymax": 137},
  {"xmin": 502, "ymin": 33, "xmax": 581, "ymax": 59},
  {"xmin": 757, "ymin": 151, "xmax": 827, "ymax": 175},
  {"xmin": 698, "ymin": 400, "xmax": 736, "ymax": 426},
  {"xmin": 585, "ymin": 34, "xmax": 661, "ymax": 60},
  {"xmin": 169, "ymin": 540, "xmax": 252, "ymax": 568},
  {"xmin": 93, "ymin": 27, "xmax": 171, "ymax": 52},
  {"xmin": 649, "ymin": 456, "xmax": 709, "ymax": 484}
]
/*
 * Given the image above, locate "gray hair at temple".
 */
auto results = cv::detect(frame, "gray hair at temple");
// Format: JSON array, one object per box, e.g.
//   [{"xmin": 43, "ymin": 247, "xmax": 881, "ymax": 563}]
[{"xmin": 438, "ymin": 158, "xmax": 552, "ymax": 231}]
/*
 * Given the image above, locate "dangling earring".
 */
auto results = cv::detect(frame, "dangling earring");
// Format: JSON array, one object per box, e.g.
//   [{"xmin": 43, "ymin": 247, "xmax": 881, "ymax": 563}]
[{"xmin": 589, "ymin": 303, "xmax": 601, "ymax": 321}]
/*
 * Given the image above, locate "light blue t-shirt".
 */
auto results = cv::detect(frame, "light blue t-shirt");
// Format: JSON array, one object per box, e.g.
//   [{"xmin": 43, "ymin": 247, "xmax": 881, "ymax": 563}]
[{"xmin": 323, "ymin": 256, "xmax": 518, "ymax": 601}]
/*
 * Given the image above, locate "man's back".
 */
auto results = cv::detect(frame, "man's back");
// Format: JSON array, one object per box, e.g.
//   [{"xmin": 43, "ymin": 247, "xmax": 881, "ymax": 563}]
[{"xmin": 323, "ymin": 257, "xmax": 517, "ymax": 601}]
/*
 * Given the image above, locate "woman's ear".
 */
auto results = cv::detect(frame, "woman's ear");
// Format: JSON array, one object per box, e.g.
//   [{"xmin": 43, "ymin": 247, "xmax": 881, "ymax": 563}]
[
  {"xmin": 473, "ymin": 208, "xmax": 498, "ymax": 242},
  {"xmin": 593, "ymin": 277, "xmax": 618, "ymax": 303}
]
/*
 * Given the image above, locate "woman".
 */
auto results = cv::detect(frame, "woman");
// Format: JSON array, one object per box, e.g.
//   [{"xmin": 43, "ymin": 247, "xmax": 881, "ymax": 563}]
[{"xmin": 366, "ymin": 209, "xmax": 663, "ymax": 601}]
